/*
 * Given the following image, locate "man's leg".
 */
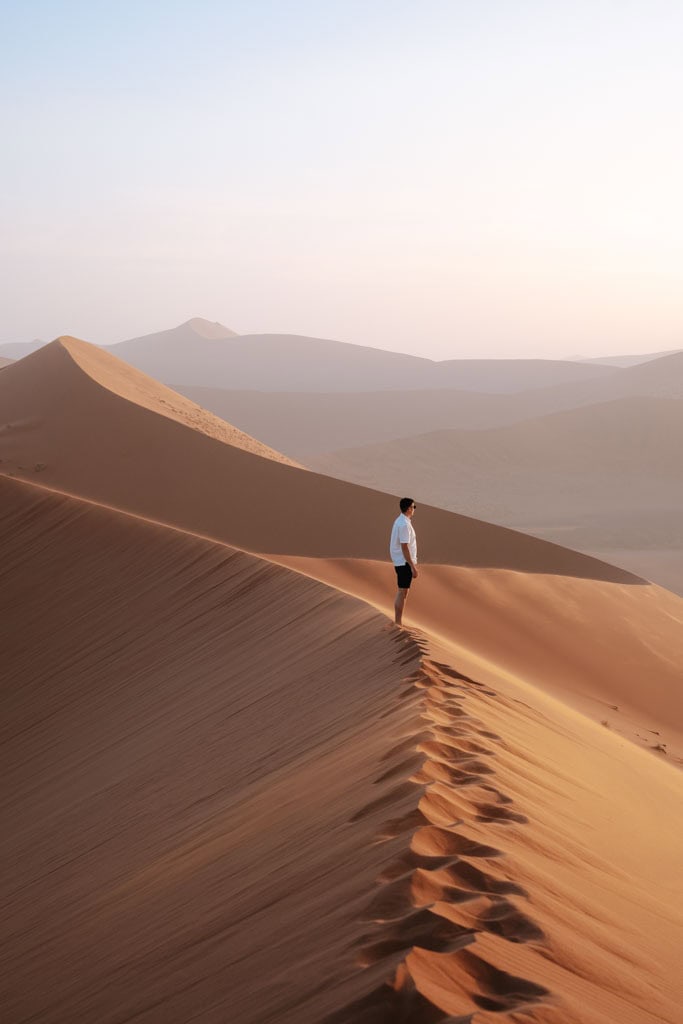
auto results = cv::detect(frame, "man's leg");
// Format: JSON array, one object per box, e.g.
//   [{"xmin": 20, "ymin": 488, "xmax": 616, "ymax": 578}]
[{"xmin": 394, "ymin": 588, "xmax": 408, "ymax": 625}]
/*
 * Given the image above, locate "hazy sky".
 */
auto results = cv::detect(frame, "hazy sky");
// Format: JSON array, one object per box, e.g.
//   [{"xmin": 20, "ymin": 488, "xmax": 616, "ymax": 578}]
[{"xmin": 2, "ymin": 1, "xmax": 683, "ymax": 358}]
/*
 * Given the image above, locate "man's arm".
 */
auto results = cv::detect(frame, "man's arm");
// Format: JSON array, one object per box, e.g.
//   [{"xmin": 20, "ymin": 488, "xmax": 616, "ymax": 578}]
[{"xmin": 401, "ymin": 542, "xmax": 418, "ymax": 577}]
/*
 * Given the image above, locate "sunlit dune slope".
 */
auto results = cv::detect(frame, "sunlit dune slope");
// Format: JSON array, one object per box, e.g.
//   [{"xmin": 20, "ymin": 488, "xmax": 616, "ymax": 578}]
[
  {"xmin": 1, "ymin": 336, "xmax": 682, "ymax": 752},
  {"xmin": 0, "ymin": 335, "xmax": 298, "ymax": 466},
  {"xmin": 2, "ymin": 475, "xmax": 683, "ymax": 1023},
  {"xmin": 269, "ymin": 554, "xmax": 683, "ymax": 759}
]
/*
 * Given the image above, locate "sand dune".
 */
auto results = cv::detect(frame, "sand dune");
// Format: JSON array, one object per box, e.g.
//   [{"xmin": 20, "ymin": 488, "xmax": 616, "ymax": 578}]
[
  {"xmin": 2, "ymin": 336, "xmax": 682, "ymax": 753},
  {"xmin": 0, "ymin": 356, "xmax": 12, "ymax": 369},
  {"xmin": 0, "ymin": 319, "xmax": 236, "ymax": 362},
  {"xmin": 577, "ymin": 347, "xmax": 682, "ymax": 367},
  {"xmin": 3, "ymin": 475, "xmax": 683, "ymax": 1022},
  {"xmin": 0, "ymin": 475, "xmax": 422, "ymax": 1022},
  {"xmin": 0, "ymin": 336, "xmax": 625, "ymax": 576},
  {"xmin": 172, "ymin": 386, "xmax": 534, "ymax": 456},
  {"xmin": 0, "ymin": 335, "xmax": 298, "ymax": 467},
  {"xmin": 525, "ymin": 349, "xmax": 683, "ymax": 406},
  {"xmin": 107, "ymin": 315, "xmax": 239, "ymax": 357},
  {"xmin": 3, "ymin": 335, "xmax": 683, "ymax": 1021},
  {"xmin": 307, "ymin": 396, "xmax": 683, "ymax": 593},
  {"xmin": 0, "ymin": 318, "xmax": 621, "ymax": 392},
  {"xmin": 173, "ymin": 360, "xmax": 683, "ymax": 458},
  {"xmin": 105, "ymin": 335, "xmax": 618, "ymax": 392}
]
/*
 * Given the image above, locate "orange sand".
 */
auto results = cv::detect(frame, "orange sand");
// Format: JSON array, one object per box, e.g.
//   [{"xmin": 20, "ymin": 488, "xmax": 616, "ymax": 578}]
[{"xmin": 2, "ymin": 337, "xmax": 683, "ymax": 1022}]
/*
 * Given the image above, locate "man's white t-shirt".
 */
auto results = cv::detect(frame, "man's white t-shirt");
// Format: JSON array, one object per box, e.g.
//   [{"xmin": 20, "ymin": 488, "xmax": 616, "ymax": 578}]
[{"xmin": 390, "ymin": 513, "xmax": 418, "ymax": 567}]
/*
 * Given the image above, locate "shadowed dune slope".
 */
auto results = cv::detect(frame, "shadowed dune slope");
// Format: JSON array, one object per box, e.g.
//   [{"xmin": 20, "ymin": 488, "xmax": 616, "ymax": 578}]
[
  {"xmin": 0, "ymin": 475, "xmax": 421, "ymax": 1023},
  {"xmin": 172, "ymin": 386, "xmax": 536, "ymax": 456},
  {"xmin": 0, "ymin": 335, "xmax": 297, "ymax": 466},
  {"xmin": 306, "ymin": 396, "xmax": 683, "ymax": 528},
  {"xmin": 305, "ymin": 397, "xmax": 683, "ymax": 594},
  {"xmin": 173, "ymin": 380, "xmax": 683, "ymax": 459},
  {"xmin": 311, "ymin": 396, "xmax": 683, "ymax": 477},
  {"xmin": 2, "ymin": 476, "xmax": 683, "ymax": 1023},
  {"xmin": 0, "ymin": 336, "xmax": 638, "ymax": 581}
]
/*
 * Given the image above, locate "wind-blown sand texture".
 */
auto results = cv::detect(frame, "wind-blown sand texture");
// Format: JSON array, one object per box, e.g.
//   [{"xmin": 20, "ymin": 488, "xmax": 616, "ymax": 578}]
[{"xmin": 2, "ymin": 337, "xmax": 683, "ymax": 1022}]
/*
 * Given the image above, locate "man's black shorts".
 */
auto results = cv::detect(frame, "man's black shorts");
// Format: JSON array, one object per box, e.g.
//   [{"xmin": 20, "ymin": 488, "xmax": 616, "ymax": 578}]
[{"xmin": 395, "ymin": 562, "xmax": 414, "ymax": 589}]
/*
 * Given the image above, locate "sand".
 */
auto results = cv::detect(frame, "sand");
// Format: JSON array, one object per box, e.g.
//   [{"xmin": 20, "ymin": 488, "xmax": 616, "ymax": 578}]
[
  {"xmin": 306, "ymin": 397, "xmax": 683, "ymax": 595},
  {"xmin": 2, "ymin": 336, "xmax": 683, "ymax": 1022}
]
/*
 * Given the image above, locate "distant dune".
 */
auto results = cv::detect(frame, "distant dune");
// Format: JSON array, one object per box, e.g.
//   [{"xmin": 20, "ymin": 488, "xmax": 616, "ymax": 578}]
[
  {"xmin": 525, "ymin": 349, "xmax": 683, "ymax": 405},
  {"xmin": 0, "ymin": 356, "xmax": 12, "ymax": 369},
  {"xmin": 107, "ymin": 315, "xmax": 239, "ymax": 355},
  {"xmin": 308, "ymin": 396, "xmax": 683, "ymax": 593},
  {"xmin": 577, "ymin": 347, "xmax": 682, "ymax": 367},
  {"xmin": 3, "ymin": 337, "xmax": 683, "ymax": 1021},
  {"xmin": 102, "ymin": 333, "xmax": 618, "ymax": 393},
  {"xmin": 174, "ymin": 348, "xmax": 683, "ymax": 457},
  {"xmin": 173, "ymin": 386, "xmax": 533, "ymax": 456},
  {"xmin": 0, "ymin": 317, "xmax": 622, "ymax": 392},
  {"xmin": 1, "ymin": 335, "xmax": 681, "ymax": 743}
]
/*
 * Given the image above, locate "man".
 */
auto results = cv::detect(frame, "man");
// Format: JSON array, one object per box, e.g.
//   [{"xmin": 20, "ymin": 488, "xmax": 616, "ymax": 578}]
[{"xmin": 389, "ymin": 497, "xmax": 418, "ymax": 626}]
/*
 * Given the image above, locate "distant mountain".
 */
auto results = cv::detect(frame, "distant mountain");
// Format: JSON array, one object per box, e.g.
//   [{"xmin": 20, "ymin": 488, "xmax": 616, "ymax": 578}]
[
  {"xmin": 0, "ymin": 319, "xmax": 237, "ymax": 363},
  {"xmin": 4, "ymin": 318, "xmax": 681, "ymax": 393},
  {"xmin": 107, "ymin": 317, "xmax": 238, "ymax": 356},
  {"xmin": 0, "ymin": 319, "xmax": 624, "ymax": 393},
  {"xmin": 175, "ymin": 348, "xmax": 683, "ymax": 456},
  {"xmin": 101, "ymin": 333, "xmax": 619, "ymax": 393}
]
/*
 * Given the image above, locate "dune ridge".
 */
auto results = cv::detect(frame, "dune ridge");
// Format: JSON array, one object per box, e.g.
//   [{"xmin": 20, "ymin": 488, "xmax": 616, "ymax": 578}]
[
  {"xmin": 3, "ymin": 475, "xmax": 682, "ymax": 1022},
  {"xmin": 0, "ymin": 336, "xmax": 636, "ymax": 579},
  {"xmin": 2, "ymin": 336, "xmax": 682, "ymax": 760},
  {"xmin": 0, "ymin": 335, "xmax": 299, "ymax": 466},
  {"xmin": 0, "ymin": 474, "xmax": 423, "ymax": 1022},
  {"xmin": 329, "ymin": 652, "xmax": 683, "ymax": 1022}
]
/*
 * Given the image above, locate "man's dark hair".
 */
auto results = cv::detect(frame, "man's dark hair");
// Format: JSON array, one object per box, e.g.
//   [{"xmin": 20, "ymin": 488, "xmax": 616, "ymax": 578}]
[{"xmin": 399, "ymin": 497, "xmax": 415, "ymax": 513}]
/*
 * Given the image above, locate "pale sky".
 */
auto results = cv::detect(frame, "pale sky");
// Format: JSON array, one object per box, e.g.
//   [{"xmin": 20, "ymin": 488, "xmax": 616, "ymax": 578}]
[{"xmin": 2, "ymin": 0, "xmax": 683, "ymax": 359}]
